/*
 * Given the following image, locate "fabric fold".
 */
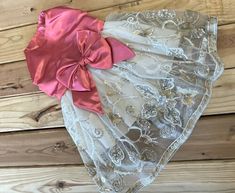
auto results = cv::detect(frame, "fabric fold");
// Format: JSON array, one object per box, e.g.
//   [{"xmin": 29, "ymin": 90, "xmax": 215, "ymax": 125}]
[{"xmin": 24, "ymin": 6, "xmax": 135, "ymax": 114}]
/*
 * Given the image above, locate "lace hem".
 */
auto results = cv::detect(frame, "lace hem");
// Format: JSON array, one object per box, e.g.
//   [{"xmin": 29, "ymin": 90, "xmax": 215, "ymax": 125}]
[
  {"xmin": 61, "ymin": 10, "xmax": 224, "ymax": 193},
  {"xmin": 125, "ymin": 15, "xmax": 224, "ymax": 193}
]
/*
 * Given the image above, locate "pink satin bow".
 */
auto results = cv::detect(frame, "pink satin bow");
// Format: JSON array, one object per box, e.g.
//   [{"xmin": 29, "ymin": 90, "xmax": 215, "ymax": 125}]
[{"xmin": 24, "ymin": 7, "xmax": 135, "ymax": 114}]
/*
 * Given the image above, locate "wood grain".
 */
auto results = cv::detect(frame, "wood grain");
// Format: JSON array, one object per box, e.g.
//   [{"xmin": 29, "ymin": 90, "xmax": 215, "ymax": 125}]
[
  {"xmin": 205, "ymin": 68, "xmax": 235, "ymax": 115},
  {"xmin": 0, "ymin": 25, "xmax": 34, "ymax": 65},
  {"xmin": 0, "ymin": 0, "xmax": 135, "ymax": 31},
  {"xmin": 0, "ymin": 1, "xmax": 234, "ymax": 193},
  {"xmin": 0, "ymin": 128, "xmax": 81, "ymax": 166},
  {"xmin": 0, "ymin": 160, "xmax": 234, "ymax": 193},
  {"xmin": 0, "ymin": 93, "xmax": 63, "ymax": 131},
  {"xmin": 0, "ymin": 61, "xmax": 39, "ymax": 98},
  {"xmin": 217, "ymin": 23, "xmax": 235, "ymax": 69},
  {"xmin": 0, "ymin": 0, "xmax": 235, "ymax": 31},
  {"xmin": 93, "ymin": 0, "xmax": 235, "ymax": 25},
  {"xmin": 0, "ymin": 22, "xmax": 234, "ymax": 97},
  {"xmin": 0, "ymin": 114, "xmax": 234, "ymax": 167},
  {"xmin": 0, "ymin": 67, "xmax": 234, "ymax": 131},
  {"xmin": 1, "ymin": 1, "xmax": 235, "ymax": 65},
  {"xmin": 173, "ymin": 114, "xmax": 235, "ymax": 161}
]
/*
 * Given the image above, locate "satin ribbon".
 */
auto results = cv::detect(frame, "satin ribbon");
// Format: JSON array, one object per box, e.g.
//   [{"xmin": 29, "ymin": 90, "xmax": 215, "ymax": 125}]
[{"xmin": 24, "ymin": 6, "xmax": 135, "ymax": 114}]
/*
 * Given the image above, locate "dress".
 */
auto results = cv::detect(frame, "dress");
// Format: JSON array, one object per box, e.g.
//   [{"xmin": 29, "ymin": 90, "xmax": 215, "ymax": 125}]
[{"xmin": 24, "ymin": 7, "xmax": 223, "ymax": 193}]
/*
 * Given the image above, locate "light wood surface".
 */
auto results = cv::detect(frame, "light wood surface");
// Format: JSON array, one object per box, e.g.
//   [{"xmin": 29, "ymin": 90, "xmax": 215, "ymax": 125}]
[
  {"xmin": 0, "ymin": 114, "xmax": 234, "ymax": 167},
  {"xmin": 0, "ymin": 0, "xmax": 234, "ymax": 31},
  {"xmin": 0, "ymin": 160, "xmax": 234, "ymax": 193},
  {"xmin": 0, "ymin": 0, "xmax": 135, "ymax": 30},
  {"xmin": 0, "ymin": 0, "xmax": 234, "ymax": 192},
  {"xmin": 0, "ymin": 68, "xmax": 234, "ymax": 131},
  {"xmin": 0, "ymin": 23, "xmax": 234, "ymax": 97},
  {"xmin": 1, "ymin": 1, "xmax": 235, "ymax": 65}
]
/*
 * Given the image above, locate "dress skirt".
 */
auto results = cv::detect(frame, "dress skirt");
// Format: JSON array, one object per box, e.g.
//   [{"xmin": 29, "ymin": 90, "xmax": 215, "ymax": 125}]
[{"xmin": 60, "ymin": 9, "xmax": 223, "ymax": 193}]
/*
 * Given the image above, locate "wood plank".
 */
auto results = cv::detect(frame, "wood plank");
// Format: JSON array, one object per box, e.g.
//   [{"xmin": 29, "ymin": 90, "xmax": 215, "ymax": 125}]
[
  {"xmin": 173, "ymin": 114, "xmax": 235, "ymax": 161},
  {"xmin": 0, "ymin": 67, "xmax": 234, "ymax": 131},
  {"xmin": 0, "ymin": 0, "xmax": 234, "ymax": 31},
  {"xmin": 0, "ymin": 93, "xmax": 63, "ymax": 130},
  {"xmin": 0, "ymin": 0, "xmax": 135, "ymax": 31},
  {"xmin": 93, "ymin": 0, "xmax": 235, "ymax": 25},
  {"xmin": 0, "ymin": 23, "xmax": 234, "ymax": 98},
  {"xmin": 218, "ymin": 23, "xmax": 235, "ymax": 69},
  {"xmin": 0, "ymin": 160, "xmax": 234, "ymax": 193},
  {"xmin": 206, "ymin": 68, "xmax": 235, "ymax": 115},
  {"xmin": 0, "ymin": 114, "xmax": 234, "ymax": 167},
  {"xmin": 0, "ymin": 61, "xmax": 39, "ymax": 98},
  {"xmin": 0, "ymin": 128, "xmax": 81, "ymax": 167},
  {"xmin": 1, "ymin": 2, "xmax": 235, "ymax": 65},
  {"xmin": 0, "ymin": 25, "xmax": 34, "ymax": 65}
]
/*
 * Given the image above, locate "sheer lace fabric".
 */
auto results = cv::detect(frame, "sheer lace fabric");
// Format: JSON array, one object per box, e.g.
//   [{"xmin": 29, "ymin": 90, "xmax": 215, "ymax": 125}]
[{"xmin": 61, "ymin": 10, "xmax": 223, "ymax": 193}]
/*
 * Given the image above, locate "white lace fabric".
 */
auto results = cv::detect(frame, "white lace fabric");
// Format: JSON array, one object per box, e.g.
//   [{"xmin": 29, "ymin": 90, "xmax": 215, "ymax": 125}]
[{"xmin": 61, "ymin": 10, "xmax": 223, "ymax": 193}]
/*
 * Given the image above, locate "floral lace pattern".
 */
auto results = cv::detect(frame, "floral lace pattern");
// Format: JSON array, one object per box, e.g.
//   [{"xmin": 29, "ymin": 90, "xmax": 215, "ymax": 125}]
[{"xmin": 61, "ymin": 9, "xmax": 223, "ymax": 193}]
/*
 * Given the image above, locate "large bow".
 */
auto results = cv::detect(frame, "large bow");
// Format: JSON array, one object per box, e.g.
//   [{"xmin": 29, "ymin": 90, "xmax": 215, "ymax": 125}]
[
  {"xmin": 56, "ymin": 30, "xmax": 135, "ymax": 113},
  {"xmin": 24, "ymin": 7, "xmax": 135, "ymax": 114}
]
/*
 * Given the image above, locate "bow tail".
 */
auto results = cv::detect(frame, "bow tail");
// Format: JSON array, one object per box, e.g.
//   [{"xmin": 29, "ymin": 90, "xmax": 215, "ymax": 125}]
[
  {"xmin": 71, "ymin": 71, "xmax": 104, "ymax": 114},
  {"xmin": 105, "ymin": 37, "xmax": 135, "ymax": 64}
]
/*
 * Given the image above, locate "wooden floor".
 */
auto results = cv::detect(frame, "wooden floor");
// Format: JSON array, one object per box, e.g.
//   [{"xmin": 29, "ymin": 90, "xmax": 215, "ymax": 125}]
[{"xmin": 0, "ymin": 0, "xmax": 235, "ymax": 192}]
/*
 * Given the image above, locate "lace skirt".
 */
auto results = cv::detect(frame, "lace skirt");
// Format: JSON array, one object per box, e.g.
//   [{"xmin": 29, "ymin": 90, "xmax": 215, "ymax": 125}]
[{"xmin": 61, "ymin": 10, "xmax": 223, "ymax": 193}]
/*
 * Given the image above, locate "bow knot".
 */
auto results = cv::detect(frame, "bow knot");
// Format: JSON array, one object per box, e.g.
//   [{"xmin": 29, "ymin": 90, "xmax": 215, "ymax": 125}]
[
  {"xmin": 54, "ymin": 29, "xmax": 135, "ymax": 113},
  {"xmin": 78, "ymin": 57, "xmax": 87, "ymax": 66}
]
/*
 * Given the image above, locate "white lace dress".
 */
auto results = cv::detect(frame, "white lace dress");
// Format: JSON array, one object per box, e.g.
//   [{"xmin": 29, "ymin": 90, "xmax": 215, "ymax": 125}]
[{"xmin": 60, "ymin": 10, "xmax": 223, "ymax": 193}]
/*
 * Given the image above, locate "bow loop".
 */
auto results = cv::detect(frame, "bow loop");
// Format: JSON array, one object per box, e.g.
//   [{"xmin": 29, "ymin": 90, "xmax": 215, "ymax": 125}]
[{"xmin": 76, "ymin": 30, "xmax": 113, "ymax": 69}]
